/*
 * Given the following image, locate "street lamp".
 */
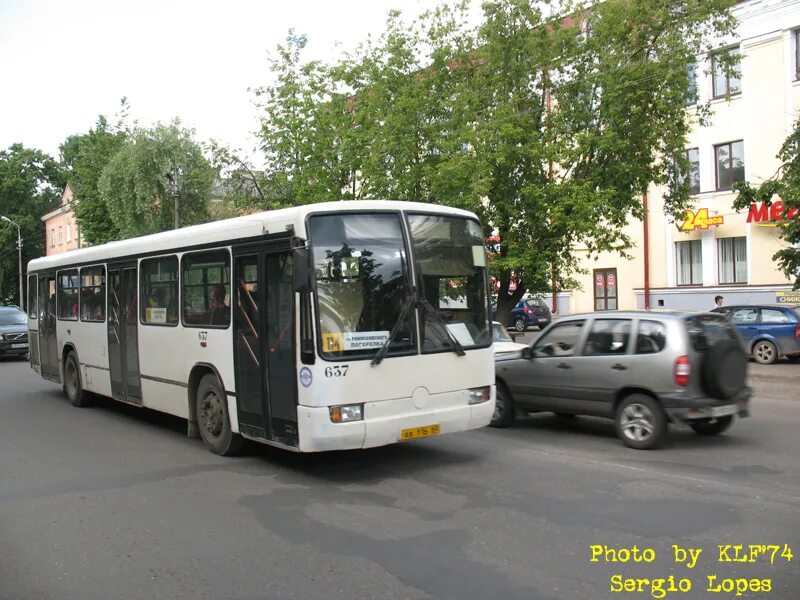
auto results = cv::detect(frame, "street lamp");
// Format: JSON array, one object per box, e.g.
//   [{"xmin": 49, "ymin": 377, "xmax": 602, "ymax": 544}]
[{"xmin": 0, "ymin": 215, "xmax": 24, "ymax": 312}]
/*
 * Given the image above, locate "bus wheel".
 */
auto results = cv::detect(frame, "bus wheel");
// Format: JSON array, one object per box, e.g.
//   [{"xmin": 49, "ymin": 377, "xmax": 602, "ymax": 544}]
[
  {"xmin": 196, "ymin": 373, "xmax": 244, "ymax": 456},
  {"xmin": 64, "ymin": 352, "xmax": 92, "ymax": 407}
]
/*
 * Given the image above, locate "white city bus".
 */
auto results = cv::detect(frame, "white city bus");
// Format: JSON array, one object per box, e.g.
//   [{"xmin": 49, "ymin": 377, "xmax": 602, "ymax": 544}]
[{"xmin": 26, "ymin": 201, "xmax": 495, "ymax": 455}]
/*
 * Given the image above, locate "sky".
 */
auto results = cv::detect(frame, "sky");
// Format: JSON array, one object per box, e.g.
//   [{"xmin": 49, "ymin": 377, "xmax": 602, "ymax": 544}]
[{"xmin": 0, "ymin": 0, "xmax": 477, "ymax": 164}]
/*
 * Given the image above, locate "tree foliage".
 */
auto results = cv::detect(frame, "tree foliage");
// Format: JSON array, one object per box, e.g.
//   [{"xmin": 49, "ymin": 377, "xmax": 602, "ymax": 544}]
[
  {"xmin": 0, "ymin": 144, "xmax": 65, "ymax": 304},
  {"xmin": 99, "ymin": 122, "xmax": 215, "ymax": 238},
  {"xmin": 733, "ymin": 120, "xmax": 800, "ymax": 289},
  {"xmin": 255, "ymin": 0, "xmax": 736, "ymax": 322},
  {"xmin": 61, "ymin": 112, "xmax": 129, "ymax": 245}
]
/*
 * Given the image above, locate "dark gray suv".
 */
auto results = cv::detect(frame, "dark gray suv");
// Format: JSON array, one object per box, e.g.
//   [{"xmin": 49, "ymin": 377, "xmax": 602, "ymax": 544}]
[
  {"xmin": 0, "ymin": 306, "xmax": 29, "ymax": 359},
  {"xmin": 492, "ymin": 311, "xmax": 752, "ymax": 449}
]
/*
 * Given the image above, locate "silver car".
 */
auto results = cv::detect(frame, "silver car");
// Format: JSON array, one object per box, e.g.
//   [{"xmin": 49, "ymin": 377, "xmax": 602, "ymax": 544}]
[{"xmin": 492, "ymin": 311, "xmax": 752, "ymax": 449}]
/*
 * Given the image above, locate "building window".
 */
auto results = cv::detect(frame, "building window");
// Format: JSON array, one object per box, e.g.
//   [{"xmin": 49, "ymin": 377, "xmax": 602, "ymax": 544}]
[
  {"xmin": 80, "ymin": 266, "xmax": 105, "ymax": 322},
  {"xmin": 58, "ymin": 225, "xmax": 63, "ymax": 245},
  {"xmin": 718, "ymin": 237, "xmax": 747, "ymax": 284},
  {"xmin": 679, "ymin": 148, "xmax": 700, "ymax": 195},
  {"xmin": 141, "ymin": 256, "xmax": 179, "ymax": 325},
  {"xmin": 676, "ymin": 239, "xmax": 702, "ymax": 285},
  {"xmin": 593, "ymin": 268, "xmax": 618, "ymax": 310},
  {"xmin": 711, "ymin": 47, "xmax": 741, "ymax": 98},
  {"xmin": 66, "ymin": 223, "xmax": 71, "ymax": 243},
  {"xmin": 50, "ymin": 228, "xmax": 55, "ymax": 248},
  {"xmin": 714, "ymin": 140, "xmax": 745, "ymax": 191},
  {"xmin": 687, "ymin": 64, "xmax": 697, "ymax": 105},
  {"xmin": 796, "ymin": 30, "xmax": 800, "ymax": 80}
]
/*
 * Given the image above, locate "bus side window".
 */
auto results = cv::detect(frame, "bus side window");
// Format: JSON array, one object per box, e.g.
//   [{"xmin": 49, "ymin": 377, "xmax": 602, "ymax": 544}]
[
  {"xmin": 181, "ymin": 250, "xmax": 231, "ymax": 328},
  {"xmin": 141, "ymin": 256, "xmax": 179, "ymax": 326},
  {"xmin": 28, "ymin": 274, "xmax": 38, "ymax": 320}
]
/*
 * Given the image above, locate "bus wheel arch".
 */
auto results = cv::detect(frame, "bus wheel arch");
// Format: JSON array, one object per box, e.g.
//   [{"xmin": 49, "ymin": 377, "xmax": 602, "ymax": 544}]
[
  {"xmin": 189, "ymin": 364, "xmax": 243, "ymax": 456},
  {"xmin": 62, "ymin": 345, "xmax": 92, "ymax": 407}
]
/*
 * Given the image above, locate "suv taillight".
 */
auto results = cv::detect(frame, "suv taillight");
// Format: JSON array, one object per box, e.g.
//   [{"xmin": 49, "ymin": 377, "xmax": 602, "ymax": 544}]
[
  {"xmin": 524, "ymin": 306, "xmax": 532, "ymax": 315},
  {"xmin": 674, "ymin": 355, "xmax": 690, "ymax": 387},
  {"xmin": 795, "ymin": 325, "xmax": 800, "ymax": 341}
]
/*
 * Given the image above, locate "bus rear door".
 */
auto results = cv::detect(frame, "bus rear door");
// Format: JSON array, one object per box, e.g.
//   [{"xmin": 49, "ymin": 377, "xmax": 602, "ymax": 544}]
[
  {"xmin": 107, "ymin": 264, "xmax": 142, "ymax": 404},
  {"xmin": 37, "ymin": 272, "xmax": 59, "ymax": 381}
]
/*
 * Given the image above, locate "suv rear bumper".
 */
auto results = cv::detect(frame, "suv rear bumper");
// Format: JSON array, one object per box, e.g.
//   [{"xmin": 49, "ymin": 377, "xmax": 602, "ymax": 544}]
[{"xmin": 660, "ymin": 387, "xmax": 752, "ymax": 422}]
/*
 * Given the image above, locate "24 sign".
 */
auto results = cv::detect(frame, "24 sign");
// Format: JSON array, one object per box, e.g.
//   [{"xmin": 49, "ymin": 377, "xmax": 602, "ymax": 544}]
[{"xmin": 680, "ymin": 208, "xmax": 724, "ymax": 232}]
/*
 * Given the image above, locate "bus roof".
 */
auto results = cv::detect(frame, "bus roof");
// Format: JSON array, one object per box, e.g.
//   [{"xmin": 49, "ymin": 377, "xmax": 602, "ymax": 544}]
[{"xmin": 28, "ymin": 200, "xmax": 477, "ymax": 272}]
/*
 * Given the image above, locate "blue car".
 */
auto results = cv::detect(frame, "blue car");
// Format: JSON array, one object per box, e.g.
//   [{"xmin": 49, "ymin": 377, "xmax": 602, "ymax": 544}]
[
  {"xmin": 493, "ymin": 297, "xmax": 552, "ymax": 332},
  {"xmin": 712, "ymin": 304, "xmax": 800, "ymax": 364}
]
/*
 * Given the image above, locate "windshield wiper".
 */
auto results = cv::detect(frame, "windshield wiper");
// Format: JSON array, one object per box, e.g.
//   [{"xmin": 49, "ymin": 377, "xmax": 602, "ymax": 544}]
[
  {"xmin": 371, "ymin": 295, "xmax": 415, "ymax": 367},
  {"xmin": 418, "ymin": 297, "xmax": 466, "ymax": 357}
]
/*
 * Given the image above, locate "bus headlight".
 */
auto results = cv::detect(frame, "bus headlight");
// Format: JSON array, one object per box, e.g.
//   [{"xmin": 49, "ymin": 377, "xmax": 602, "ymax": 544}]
[
  {"xmin": 468, "ymin": 386, "xmax": 491, "ymax": 405},
  {"xmin": 330, "ymin": 404, "xmax": 364, "ymax": 423}
]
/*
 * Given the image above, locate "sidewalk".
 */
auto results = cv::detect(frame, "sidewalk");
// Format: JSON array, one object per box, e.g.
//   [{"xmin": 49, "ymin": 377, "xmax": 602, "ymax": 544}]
[{"xmin": 748, "ymin": 361, "xmax": 800, "ymax": 384}]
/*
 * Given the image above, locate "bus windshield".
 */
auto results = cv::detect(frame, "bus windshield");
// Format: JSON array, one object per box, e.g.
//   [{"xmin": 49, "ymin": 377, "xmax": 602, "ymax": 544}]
[
  {"xmin": 308, "ymin": 211, "xmax": 490, "ymax": 361},
  {"xmin": 407, "ymin": 213, "xmax": 490, "ymax": 353},
  {"xmin": 309, "ymin": 213, "xmax": 415, "ymax": 360}
]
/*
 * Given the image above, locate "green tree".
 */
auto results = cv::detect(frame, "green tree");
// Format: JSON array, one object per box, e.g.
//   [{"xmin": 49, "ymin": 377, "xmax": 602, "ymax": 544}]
[
  {"xmin": 61, "ymin": 111, "xmax": 129, "ymax": 245},
  {"xmin": 0, "ymin": 144, "xmax": 65, "ymax": 304},
  {"xmin": 733, "ymin": 120, "xmax": 800, "ymax": 288},
  {"xmin": 254, "ymin": 30, "xmax": 362, "ymax": 205},
  {"xmin": 255, "ymin": 0, "xmax": 736, "ymax": 323},
  {"xmin": 99, "ymin": 121, "xmax": 215, "ymax": 238}
]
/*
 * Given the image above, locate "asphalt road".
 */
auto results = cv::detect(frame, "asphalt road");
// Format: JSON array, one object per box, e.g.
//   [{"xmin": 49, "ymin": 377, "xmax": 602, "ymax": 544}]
[{"xmin": 1, "ymin": 357, "xmax": 799, "ymax": 600}]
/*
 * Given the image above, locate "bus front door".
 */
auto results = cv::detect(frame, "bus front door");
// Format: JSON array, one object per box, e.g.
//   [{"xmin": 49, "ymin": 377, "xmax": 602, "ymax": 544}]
[
  {"xmin": 37, "ymin": 273, "xmax": 59, "ymax": 381},
  {"xmin": 233, "ymin": 250, "xmax": 299, "ymax": 447},
  {"xmin": 107, "ymin": 266, "xmax": 142, "ymax": 404}
]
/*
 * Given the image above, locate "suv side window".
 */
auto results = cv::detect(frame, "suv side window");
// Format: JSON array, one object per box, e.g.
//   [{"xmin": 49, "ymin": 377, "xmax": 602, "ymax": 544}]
[
  {"xmin": 584, "ymin": 319, "xmax": 631, "ymax": 355},
  {"xmin": 731, "ymin": 308, "xmax": 757, "ymax": 324},
  {"xmin": 635, "ymin": 320, "xmax": 667, "ymax": 354},
  {"xmin": 532, "ymin": 320, "xmax": 584, "ymax": 358},
  {"xmin": 760, "ymin": 308, "xmax": 789, "ymax": 324}
]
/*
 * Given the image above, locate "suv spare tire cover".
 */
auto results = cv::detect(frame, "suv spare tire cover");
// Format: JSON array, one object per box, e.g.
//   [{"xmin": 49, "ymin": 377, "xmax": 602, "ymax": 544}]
[{"xmin": 701, "ymin": 339, "xmax": 747, "ymax": 400}]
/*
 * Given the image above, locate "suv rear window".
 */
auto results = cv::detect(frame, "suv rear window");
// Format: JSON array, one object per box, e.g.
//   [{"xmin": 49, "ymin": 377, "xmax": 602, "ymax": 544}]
[{"xmin": 685, "ymin": 314, "xmax": 738, "ymax": 352}]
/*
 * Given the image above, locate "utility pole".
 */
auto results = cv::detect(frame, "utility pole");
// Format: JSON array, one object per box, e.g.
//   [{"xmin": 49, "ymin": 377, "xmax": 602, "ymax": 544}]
[
  {"xmin": 0, "ymin": 215, "xmax": 24, "ymax": 311},
  {"xmin": 167, "ymin": 169, "xmax": 180, "ymax": 229}
]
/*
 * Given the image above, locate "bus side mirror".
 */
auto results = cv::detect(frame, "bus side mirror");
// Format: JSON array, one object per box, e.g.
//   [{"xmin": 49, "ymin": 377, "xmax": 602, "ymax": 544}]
[{"xmin": 293, "ymin": 247, "xmax": 312, "ymax": 292}]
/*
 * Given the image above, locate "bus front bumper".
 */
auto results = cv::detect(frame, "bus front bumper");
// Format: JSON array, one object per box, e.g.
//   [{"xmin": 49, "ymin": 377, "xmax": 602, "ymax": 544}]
[{"xmin": 296, "ymin": 388, "xmax": 495, "ymax": 453}]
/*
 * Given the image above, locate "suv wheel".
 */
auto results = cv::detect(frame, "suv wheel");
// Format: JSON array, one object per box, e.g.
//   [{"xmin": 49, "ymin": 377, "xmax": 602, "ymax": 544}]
[
  {"xmin": 513, "ymin": 318, "xmax": 526, "ymax": 332},
  {"xmin": 615, "ymin": 394, "xmax": 666, "ymax": 450},
  {"xmin": 689, "ymin": 416, "xmax": 733, "ymax": 436},
  {"xmin": 490, "ymin": 382, "xmax": 515, "ymax": 428},
  {"xmin": 752, "ymin": 340, "xmax": 777, "ymax": 365}
]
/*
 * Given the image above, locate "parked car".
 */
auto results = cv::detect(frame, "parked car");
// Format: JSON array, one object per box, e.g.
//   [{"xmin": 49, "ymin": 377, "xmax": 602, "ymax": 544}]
[
  {"xmin": 711, "ymin": 305, "xmax": 800, "ymax": 364},
  {"xmin": 492, "ymin": 321, "xmax": 528, "ymax": 355},
  {"xmin": 492, "ymin": 311, "xmax": 752, "ymax": 449},
  {"xmin": 492, "ymin": 296, "xmax": 551, "ymax": 332},
  {"xmin": 0, "ymin": 305, "xmax": 29, "ymax": 359}
]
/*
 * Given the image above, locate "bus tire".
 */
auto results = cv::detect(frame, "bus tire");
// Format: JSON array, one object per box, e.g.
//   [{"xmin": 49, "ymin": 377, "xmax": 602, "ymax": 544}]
[
  {"xmin": 64, "ymin": 351, "xmax": 92, "ymax": 407},
  {"xmin": 196, "ymin": 373, "xmax": 244, "ymax": 456}
]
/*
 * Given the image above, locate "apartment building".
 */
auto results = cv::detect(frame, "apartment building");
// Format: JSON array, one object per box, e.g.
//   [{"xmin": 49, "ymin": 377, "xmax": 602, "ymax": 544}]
[
  {"xmin": 41, "ymin": 184, "xmax": 81, "ymax": 256},
  {"xmin": 566, "ymin": 0, "xmax": 800, "ymax": 314}
]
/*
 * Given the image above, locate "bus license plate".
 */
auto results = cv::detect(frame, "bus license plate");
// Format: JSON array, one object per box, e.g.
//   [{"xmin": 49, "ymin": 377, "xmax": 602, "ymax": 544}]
[
  {"xmin": 11, "ymin": 343, "xmax": 28, "ymax": 349},
  {"xmin": 400, "ymin": 424, "xmax": 440, "ymax": 441}
]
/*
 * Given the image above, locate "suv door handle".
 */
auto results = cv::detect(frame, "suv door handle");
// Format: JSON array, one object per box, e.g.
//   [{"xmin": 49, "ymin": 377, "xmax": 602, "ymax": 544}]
[
  {"xmin": 556, "ymin": 362, "xmax": 571, "ymax": 370},
  {"xmin": 611, "ymin": 363, "xmax": 627, "ymax": 371}
]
